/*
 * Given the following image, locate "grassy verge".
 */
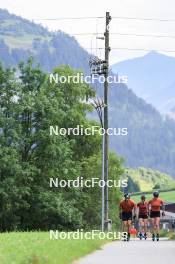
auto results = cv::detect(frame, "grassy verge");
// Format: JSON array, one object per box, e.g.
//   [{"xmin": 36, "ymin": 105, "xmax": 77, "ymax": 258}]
[
  {"xmin": 159, "ymin": 230, "xmax": 175, "ymax": 239},
  {"xmin": 0, "ymin": 232, "xmax": 108, "ymax": 264},
  {"xmin": 169, "ymin": 232, "xmax": 175, "ymax": 240}
]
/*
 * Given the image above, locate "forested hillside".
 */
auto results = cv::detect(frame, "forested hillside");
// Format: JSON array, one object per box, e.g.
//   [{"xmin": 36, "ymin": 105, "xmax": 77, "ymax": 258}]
[
  {"xmin": 125, "ymin": 167, "xmax": 175, "ymax": 192},
  {"xmin": 1, "ymin": 8, "xmax": 175, "ymax": 177}
]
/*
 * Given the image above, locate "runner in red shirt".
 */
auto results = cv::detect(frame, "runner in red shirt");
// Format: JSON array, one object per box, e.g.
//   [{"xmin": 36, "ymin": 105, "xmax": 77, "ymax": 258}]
[
  {"xmin": 148, "ymin": 191, "xmax": 165, "ymax": 241},
  {"xmin": 137, "ymin": 194, "xmax": 148, "ymax": 240},
  {"xmin": 119, "ymin": 193, "xmax": 136, "ymax": 241}
]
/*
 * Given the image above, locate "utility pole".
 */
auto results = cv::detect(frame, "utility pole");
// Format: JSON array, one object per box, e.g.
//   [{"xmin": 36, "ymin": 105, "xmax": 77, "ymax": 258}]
[
  {"xmin": 89, "ymin": 12, "xmax": 111, "ymax": 232},
  {"xmin": 104, "ymin": 11, "xmax": 111, "ymax": 231},
  {"xmin": 90, "ymin": 98, "xmax": 105, "ymax": 231}
]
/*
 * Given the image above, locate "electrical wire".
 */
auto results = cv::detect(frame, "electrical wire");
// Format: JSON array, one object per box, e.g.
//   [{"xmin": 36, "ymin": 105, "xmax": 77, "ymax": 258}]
[
  {"xmin": 32, "ymin": 16, "xmax": 175, "ymax": 22},
  {"xmin": 63, "ymin": 32, "xmax": 175, "ymax": 39},
  {"xmin": 110, "ymin": 32, "xmax": 175, "ymax": 39},
  {"xmin": 112, "ymin": 16, "xmax": 175, "ymax": 22},
  {"xmin": 33, "ymin": 16, "xmax": 104, "ymax": 21},
  {"xmin": 3, "ymin": 31, "xmax": 175, "ymax": 39},
  {"xmin": 86, "ymin": 47, "xmax": 175, "ymax": 53},
  {"xmin": 1, "ymin": 47, "xmax": 175, "ymax": 53}
]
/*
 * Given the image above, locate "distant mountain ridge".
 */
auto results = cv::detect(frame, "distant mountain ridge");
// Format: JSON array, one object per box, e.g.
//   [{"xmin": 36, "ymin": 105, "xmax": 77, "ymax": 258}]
[
  {"xmin": 1, "ymin": 8, "xmax": 175, "ymax": 177},
  {"xmin": 0, "ymin": 8, "xmax": 50, "ymax": 36},
  {"xmin": 112, "ymin": 51, "xmax": 175, "ymax": 115},
  {"xmin": 0, "ymin": 9, "xmax": 90, "ymax": 72}
]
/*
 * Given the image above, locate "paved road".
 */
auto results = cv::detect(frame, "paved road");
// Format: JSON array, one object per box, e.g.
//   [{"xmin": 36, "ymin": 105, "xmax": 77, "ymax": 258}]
[{"xmin": 77, "ymin": 240, "xmax": 175, "ymax": 264}]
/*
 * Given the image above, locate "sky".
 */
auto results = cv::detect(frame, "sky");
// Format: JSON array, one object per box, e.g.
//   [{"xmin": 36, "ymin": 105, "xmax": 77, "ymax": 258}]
[{"xmin": 1, "ymin": 0, "xmax": 175, "ymax": 64}]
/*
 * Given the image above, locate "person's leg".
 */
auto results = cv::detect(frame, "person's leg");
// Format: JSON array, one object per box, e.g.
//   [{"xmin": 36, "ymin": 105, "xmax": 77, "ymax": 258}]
[
  {"xmin": 127, "ymin": 220, "xmax": 132, "ymax": 232},
  {"xmin": 123, "ymin": 221, "xmax": 128, "ymax": 232},
  {"xmin": 139, "ymin": 219, "xmax": 143, "ymax": 232},
  {"xmin": 122, "ymin": 221, "xmax": 128, "ymax": 241},
  {"xmin": 127, "ymin": 220, "xmax": 132, "ymax": 241},
  {"xmin": 143, "ymin": 219, "xmax": 148, "ymax": 232},
  {"xmin": 151, "ymin": 218, "xmax": 156, "ymax": 240},
  {"xmin": 155, "ymin": 217, "xmax": 160, "ymax": 233},
  {"xmin": 155, "ymin": 217, "xmax": 160, "ymax": 241},
  {"xmin": 143, "ymin": 219, "xmax": 148, "ymax": 239},
  {"xmin": 139, "ymin": 218, "xmax": 143, "ymax": 239}
]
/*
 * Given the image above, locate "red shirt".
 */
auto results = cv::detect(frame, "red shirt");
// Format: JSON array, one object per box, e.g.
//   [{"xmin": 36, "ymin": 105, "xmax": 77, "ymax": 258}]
[
  {"xmin": 130, "ymin": 228, "xmax": 137, "ymax": 235},
  {"xmin": 137, "ymin": 201, "xmax": 148, "ymax": 215},
  {"xmin": 148, "ymin": 198, "xmax": 164, "ymax": 212},
  {"xmin": 120, "ymin": 199, "xmax": 136, "ymax": 213}
]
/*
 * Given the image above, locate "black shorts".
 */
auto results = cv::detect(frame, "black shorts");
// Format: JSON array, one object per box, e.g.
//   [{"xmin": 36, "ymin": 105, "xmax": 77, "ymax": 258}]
[
  {"xmin": 122, "ymin": 212, "xmax": 132, "ymax": 221},
  {"xmin": 139, "ymin": 214, "xmax": 148, "ymax": 219},
  {"xmin": 150, "ymin": 211, "xmax": 160, "ymax": 218}
]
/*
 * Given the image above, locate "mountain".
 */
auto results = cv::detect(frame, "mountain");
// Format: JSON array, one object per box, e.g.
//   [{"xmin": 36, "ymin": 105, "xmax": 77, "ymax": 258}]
[
  {"xmin": 1, "ymin": 8, "xmax": 175, "ymax": 177},
  {"xmin": 111, "ymin": 51, "xmax": 175, "ymax": 115},
  {"xmin": 0, "ymin": 9, "xmax": 90, "ymax": 72}
]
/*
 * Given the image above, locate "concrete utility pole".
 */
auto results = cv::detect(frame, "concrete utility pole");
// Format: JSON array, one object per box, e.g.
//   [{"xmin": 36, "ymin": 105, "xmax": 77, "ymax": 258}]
[
  {"xmin": 89, "ymin": 12, "xmax": 111, "ymax": 232},
  {"xmin": 104, "ymin": 11, "xmax": 111, "ymax": 231},
  {"xmin": 90, "ymin": 98, "xmax": 105, "ymax": 231}
]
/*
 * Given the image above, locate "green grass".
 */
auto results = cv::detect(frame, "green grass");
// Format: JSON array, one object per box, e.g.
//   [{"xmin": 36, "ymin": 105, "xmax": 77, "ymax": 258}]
[
  {"xmin": 132, "ymin": 190, "xmax": 175, "ymax": 203},
  {"xmin": 0, "ymin": 232, "xmax": 107, "ymax": 264},
  {"xmin": 169, "ymin": 232, "xmax": 175, "ymax": 240},
  {"xmin": 159, "ymin": 230, "xmax": 175, "ymax": 240}
]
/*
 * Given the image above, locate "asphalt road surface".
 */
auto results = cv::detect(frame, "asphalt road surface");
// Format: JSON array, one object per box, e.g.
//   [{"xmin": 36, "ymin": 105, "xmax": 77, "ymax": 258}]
[{"xmin": 77, "ymin": 239, "xmax": 175, "ymax": 264}]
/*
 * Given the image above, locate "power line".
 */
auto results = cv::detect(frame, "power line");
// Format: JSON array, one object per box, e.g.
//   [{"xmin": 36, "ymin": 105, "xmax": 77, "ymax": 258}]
[
  {"xmin": 69, "ymin": 32, "xmax": 175, "ymax": 39},
  {"xmin": 68, "ymin": 33, "xmax": 100, "ymax": 36},
  {"xmin": 95, "ymin": 47, "xmax": 173, "ymax": 53},
  {"xmin": 32, "ymin": 16, "xmax": 175, "ymax": 22},
  {"xmin": 33, "ymin": 16, "xmax": 104, "ymax": 21},
  {"xmin": 1, "ymin": 47, "xmax": 175, "ymax": 53},
  {"xmin": 110, "ymin": 32, "xmax": 175, "ymax": 39},
  {"xmin": 113, "ymin": 16, "xmax": 175, "ymax": 22},
  {"xmin": 2, "ymin": 31, "xmax": 175, "ymax": 39},
  {"xmin": 87, "ymin": 47, "xmax": 175, "ymax": 53}
]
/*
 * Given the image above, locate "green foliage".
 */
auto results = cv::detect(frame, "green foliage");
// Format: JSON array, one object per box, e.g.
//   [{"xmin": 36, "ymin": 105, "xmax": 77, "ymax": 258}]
[
  {"xmin": 0, "ymin": 60, "xmax": 123, "ymax": 231},
  {"xmin": 122, "ymin": 175, "xmax": 140, "ymax": 193},
  {"xmin": 81, "ymin": 152, "xmax": 124, "ymax": 229}
]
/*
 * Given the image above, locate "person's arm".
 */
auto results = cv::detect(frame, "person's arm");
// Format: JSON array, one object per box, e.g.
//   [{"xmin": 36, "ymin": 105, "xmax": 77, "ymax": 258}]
[
  {"xmin": 133, "ymin": 201, "xmax": 137, "ymax": 219},
  {"xmin": 119, "ymin": 202, "xmax": 122, "ymax": 219},
  {"xmin": 136, "ymin": 203, "xmax": 139, "ymax": 219},
  {"xmin": 148, "ymin": 201, "xmax": 151, "ymax": 217},
  {"xmin": 161, "ymin": 200, "xmax": 165, "ymax": 217}
]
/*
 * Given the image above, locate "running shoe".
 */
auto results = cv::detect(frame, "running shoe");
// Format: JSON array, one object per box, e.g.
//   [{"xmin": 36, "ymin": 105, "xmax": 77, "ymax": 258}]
[
  {"xmin": 152, "ymin": 233, "xmax": 155, "ymax": 241},
  {"xmin": 139, "ymin": 232, "xmax": 142, "ymax": 240},
  {"xmin": 127, "ymin": 232, "xmax": 130, "ymax": 241}
]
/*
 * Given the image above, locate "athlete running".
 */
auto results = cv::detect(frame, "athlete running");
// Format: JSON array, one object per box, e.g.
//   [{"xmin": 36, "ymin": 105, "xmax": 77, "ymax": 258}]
[
  {"xmin": 148, "ymin": 191, "xmax": 165, "ymax": 241},
  {"xmin": 137, "ymin": 194, "xmax": 148, "ymax": 240},
  {"xmin": 119, "ymin": 193, "xmax": 136, "ymax": 241}
]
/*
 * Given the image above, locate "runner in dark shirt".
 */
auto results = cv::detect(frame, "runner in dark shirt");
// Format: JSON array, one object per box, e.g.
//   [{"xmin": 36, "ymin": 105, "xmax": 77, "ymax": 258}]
[{"xmin": 137, "ymin": 194, "xmax": 148, "ymax": 240}]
